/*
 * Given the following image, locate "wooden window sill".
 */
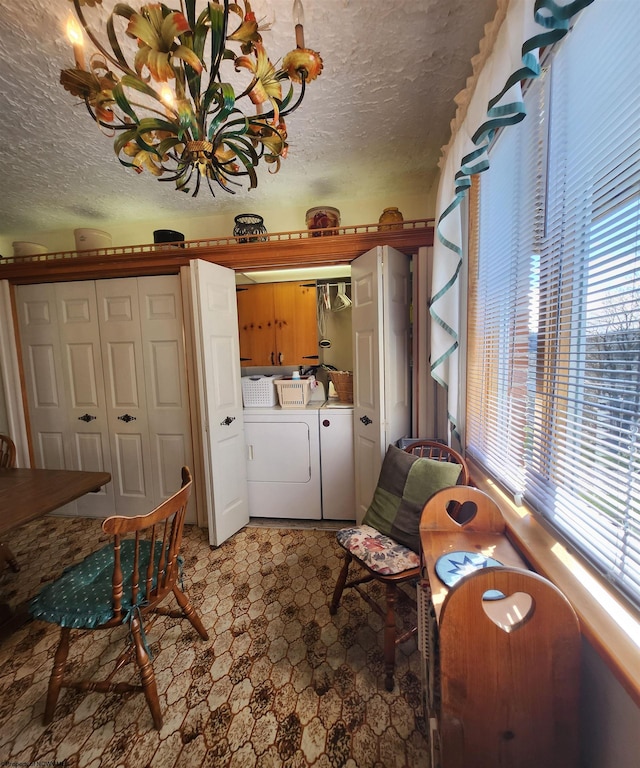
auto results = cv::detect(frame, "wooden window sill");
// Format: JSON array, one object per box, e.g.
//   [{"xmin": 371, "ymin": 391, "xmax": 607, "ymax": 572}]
[{"xmin": 468, "ymin": 458, "xmax": 640, "ymax": 708}]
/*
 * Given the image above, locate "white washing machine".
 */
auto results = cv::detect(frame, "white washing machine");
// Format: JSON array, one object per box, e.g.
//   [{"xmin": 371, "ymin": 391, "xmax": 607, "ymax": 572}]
[
  {"xmin": 243, "ymin": 402, "xmax": 322, "ymax": 519},
  {"xmin": 319, "ymin": 399, "xmax": 356, "ymax": 520}
]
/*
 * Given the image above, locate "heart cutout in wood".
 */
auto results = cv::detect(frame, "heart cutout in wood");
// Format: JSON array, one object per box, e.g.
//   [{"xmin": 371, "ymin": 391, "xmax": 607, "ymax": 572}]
[
  {"xmin": 482, "ymin": 591, "xmax": 535, "ymax": 633},
  {"xmin": 447, "ymin": 499, "xmax": 477, "ymax": 526}
]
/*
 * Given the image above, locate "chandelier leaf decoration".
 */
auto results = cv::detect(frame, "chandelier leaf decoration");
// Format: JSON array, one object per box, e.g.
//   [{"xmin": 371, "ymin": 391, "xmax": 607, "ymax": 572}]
[{"xmin": 61, "ymin": 0, "xmax": 323, "ymax": 196}]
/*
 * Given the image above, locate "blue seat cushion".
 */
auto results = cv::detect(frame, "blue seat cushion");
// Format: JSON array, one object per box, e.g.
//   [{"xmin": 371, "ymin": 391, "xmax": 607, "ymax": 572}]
[{"xmin": 29, "ymin": 539, "xmax": 174, "ymax": 629}]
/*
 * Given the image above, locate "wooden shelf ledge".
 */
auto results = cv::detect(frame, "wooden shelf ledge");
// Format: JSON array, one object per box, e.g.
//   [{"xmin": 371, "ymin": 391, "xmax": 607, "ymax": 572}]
[{"xmin": 0, "ymin": 219, "xmax": 434, "ymax": 284}]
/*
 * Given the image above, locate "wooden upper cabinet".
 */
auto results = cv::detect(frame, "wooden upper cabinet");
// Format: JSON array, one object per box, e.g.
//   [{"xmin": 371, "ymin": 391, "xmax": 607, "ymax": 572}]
[
  {"xmin": 236, "ymin": 283, "xmax": 275, "ymax": 365},
  {"xmin": 237, "ymin": 281, "xmax": 318, "ymax": 367},
  {"xmin": 273, "ymin": 281, "xmax": 318, "ymax": 366}
]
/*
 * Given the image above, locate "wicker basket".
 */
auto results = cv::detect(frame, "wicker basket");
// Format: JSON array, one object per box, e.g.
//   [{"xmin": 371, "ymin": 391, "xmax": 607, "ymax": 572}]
[{"xmin": 328, "ymin": 371, "xmax": 353, "ymax": 403}]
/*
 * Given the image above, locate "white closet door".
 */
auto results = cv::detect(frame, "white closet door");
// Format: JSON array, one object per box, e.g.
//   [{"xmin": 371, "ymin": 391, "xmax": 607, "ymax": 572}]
[
  {"xmin": 191, "ymin": 259, "xmax": 249, "ymax": 546},
  {"xmin": 16, "ymin": 282, "xmax": 114, "ymax": 516},
  {"xmin": 352, "ymin": 247, "xmax": 385, "ymax": 522},
  {"xmin": 95, "ymin": 279, "xmax": 154, "ymax": 515},
  {"xmin": 351, "ymin": 245, "xmax": 410, "ymax": 523},
  {"xmin": 382, "ymin": 247, "xmax": 411, "ymax": 446},
  {"xmin": 138, "ymin": 276, "xmax": 194, "ymax": 510},
  {"xmin": 17, "ymin": 283, "xmax": 70, "ymax": 471},
  {"xmin": 56, "ymin": 281, "xmax": 114, "ymax": 516},
  {"xmin": 17, "ymin": 277, "xmax": 194, "ymax": 520}
]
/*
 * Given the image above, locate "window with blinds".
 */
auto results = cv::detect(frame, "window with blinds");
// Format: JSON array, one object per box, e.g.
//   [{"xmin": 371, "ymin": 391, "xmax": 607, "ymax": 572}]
[{"xmin": 466, "ymin": 2, "xmax": 640, "ymax": 610}]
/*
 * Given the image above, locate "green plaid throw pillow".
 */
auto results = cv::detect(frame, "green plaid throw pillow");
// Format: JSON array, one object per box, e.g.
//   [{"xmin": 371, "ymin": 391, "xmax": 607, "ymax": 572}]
[{"xmin": 363, "ymin": 444, "xmax": 462, "ymax": 553}]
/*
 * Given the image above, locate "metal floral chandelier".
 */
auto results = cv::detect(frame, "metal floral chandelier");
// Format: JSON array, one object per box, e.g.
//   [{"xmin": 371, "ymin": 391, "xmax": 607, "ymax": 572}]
[{"xmin": 61, "ymin": 0, "xmax": 323, "ymax": 196}]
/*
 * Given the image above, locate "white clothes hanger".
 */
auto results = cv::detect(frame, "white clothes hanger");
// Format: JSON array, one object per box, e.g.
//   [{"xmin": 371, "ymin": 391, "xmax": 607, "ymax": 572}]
[{"xmin": 333, "ymin": 281, "xmax": 351, "ymax": 311}]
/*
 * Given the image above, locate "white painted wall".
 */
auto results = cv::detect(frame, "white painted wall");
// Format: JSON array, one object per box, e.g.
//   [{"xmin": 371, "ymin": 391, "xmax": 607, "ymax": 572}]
[
  {"xmin": 0, "ymin": 189, "xmax": 437, "ymax": 257},
  {"xmin": 581, "ymin": 640, "xmax": 640, "ymax": 768}
]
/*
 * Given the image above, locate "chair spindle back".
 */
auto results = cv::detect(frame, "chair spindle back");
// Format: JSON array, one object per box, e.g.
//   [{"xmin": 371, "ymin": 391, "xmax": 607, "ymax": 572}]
[
  {"xmin": 0, "ymin": 434, "xmax": 16, "ymax": 469},
  {"xmin": 103, "ymin": 467, "xmax": 192, "ymax": 620}
]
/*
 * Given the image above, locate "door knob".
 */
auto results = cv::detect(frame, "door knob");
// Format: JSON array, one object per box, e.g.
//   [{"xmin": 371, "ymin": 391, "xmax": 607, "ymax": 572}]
[
  {"xmin": 221, "ymin": 416, "xmax": 236, "ymax": 426},
  {"xmin": 78, "ymin": 413, "xmax": 97, "ymax": 422},
  {"xmin": 360, "ymin": 415, "xmax": 372, "ymax": 425},
  {"xmin": 118, "ymin": 414, "xmax": 137, "ymax": 422}
]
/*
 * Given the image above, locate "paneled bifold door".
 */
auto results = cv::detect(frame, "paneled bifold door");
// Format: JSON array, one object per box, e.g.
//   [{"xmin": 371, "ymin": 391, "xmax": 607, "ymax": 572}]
[
  {"xmin": 352, "ymin": 245, "xmax": 411, "ymax": 522},
  {"xmin": 16, "ymin": 277, "xmax": 193, "ymax": 520}
]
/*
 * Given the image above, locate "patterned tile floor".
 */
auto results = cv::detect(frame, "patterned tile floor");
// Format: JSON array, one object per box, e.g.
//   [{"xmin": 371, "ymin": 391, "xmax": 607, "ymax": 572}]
[{"xmin": 0, "ymin": 516, "xmax": 429, "ymax": 767}]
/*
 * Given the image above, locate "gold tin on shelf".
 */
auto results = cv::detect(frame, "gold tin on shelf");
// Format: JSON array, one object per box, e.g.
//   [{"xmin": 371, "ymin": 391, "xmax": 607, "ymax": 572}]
[{"xmin": 378, "ymin": 207, "xmax": 404, "ymax": 231}]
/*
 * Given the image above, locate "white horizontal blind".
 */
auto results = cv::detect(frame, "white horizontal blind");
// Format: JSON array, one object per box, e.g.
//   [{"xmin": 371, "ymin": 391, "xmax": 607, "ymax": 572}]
[
  {"xmin": 467, "ymin": 75, "xmax": 546, "ymax": 497},
  {"xmin": 467, "ymin": 1, "xmax": 640, "ymax": 609}
]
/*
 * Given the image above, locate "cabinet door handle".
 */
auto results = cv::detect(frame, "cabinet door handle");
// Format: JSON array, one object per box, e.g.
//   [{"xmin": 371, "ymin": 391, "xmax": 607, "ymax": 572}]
[
  {"xmin": 322, "ymin": 419, "xmax": 330, "ymax": 427},
  {"xmin": 279, "ymin": 352, "xmax": 283, "ymax": 364},
  {"xmin": 221, "ymin": 416, "xmax": 236, "ymax": 426},
  {"xmin": 118, "ymin": 413, "xmax": 137, "ymax": 422},
  {"xmin": 360, "ymin": 415, "xmax": 372, "ymax": 426},
  {"xmin": 271, "ymin": 351, "xmax": 275, "ymax": 365},
  {"xmin": 78, "ymin": 413, "xmax": 97, "ymax": 422}
]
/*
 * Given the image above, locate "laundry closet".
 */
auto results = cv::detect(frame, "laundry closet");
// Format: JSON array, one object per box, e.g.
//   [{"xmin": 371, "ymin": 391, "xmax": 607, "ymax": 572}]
[
  {"xmin": 236, "ymin": 269, "xmax": 355, "ymax": 523},
  {"xmin": 6, "ymin": 234, "xmax": 429, "ymax": 548},
  {"xmin": 235, "ymin": 245, "xmax": 411, "ymax": 528}
]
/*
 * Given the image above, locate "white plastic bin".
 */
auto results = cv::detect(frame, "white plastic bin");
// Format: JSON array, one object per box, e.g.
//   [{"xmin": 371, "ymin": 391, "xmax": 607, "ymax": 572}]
[
  {"xmin": 241, "ymin": 375, "xmax": 282, "ymax": 407},
  {"xmin": 275, "ymin": 377, "xmax": 313, "ymax": 407}
]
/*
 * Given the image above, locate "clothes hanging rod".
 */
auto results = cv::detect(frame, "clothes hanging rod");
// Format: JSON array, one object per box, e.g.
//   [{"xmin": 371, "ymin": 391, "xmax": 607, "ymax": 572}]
[{"xmin": 317, "ymin": 280, "xmax": 351, "ymax": 288}]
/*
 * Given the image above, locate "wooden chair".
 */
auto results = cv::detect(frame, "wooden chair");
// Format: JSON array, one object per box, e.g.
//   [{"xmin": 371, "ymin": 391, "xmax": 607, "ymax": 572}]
[
  {"xmin": 330, "ymin": 441, "xmax": 470, "ymax": 691},
  {"xmin": 0, "ymin": 433, "xmax": 16, "ymax": 469},
  {"xmin": 438, "ymin": 566, "xmax": 581, "ymax": 768},
  {"xmin": 0, "ymin": 434, "xmax": 20, "ymax": 573},
  {"xmin": 401, "ymin": 440, "xmax": 470, "ymax": 485},
  {"xmin": 30, "ymin": 466, "xmax": 208, "ymax": 730}
]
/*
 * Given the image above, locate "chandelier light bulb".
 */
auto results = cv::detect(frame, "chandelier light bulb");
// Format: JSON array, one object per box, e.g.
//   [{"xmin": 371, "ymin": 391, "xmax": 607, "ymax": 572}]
[
  {"xmin": 293, "ymin": 0, "xmax": 305, "ymax": 48},
  {"xmin": 160, "ymin": 85, "xmax": 176, "ymax": 110},
  {"xmin": 66, "ymin": 16, "xmax": 85, "ymax": 69}
]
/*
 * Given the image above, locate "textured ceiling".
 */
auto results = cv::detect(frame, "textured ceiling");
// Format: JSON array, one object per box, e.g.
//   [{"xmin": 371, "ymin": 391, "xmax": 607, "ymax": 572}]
[{"xmin": 0, "ymin": 0, "xmax": 497, "ymax": 241}]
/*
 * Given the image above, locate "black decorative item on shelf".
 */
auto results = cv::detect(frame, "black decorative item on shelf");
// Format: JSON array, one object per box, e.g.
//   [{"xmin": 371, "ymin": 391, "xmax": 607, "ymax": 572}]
[
  {"xmin": 233, "ymin": 214, "xmax": 268, "ymax": 243},
  {"xmin": 153, "ymin": 229, "xmax": 185, "ymax": 247}
]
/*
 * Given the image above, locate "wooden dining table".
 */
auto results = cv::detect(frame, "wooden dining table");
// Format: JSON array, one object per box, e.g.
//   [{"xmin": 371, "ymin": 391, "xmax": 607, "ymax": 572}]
[
  {"xmin": 0, "ymin": 467, "xmax": 111, "ymax": 536},
  {"xmin": 0, "ymin": 466, "xmax": 111, "ymax": 633}
]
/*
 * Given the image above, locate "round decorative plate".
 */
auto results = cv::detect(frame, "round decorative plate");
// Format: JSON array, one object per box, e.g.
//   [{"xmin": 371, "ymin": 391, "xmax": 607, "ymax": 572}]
[{"xmin": 435, "ymin": 550, "xmax": 503, "ymax": 600}]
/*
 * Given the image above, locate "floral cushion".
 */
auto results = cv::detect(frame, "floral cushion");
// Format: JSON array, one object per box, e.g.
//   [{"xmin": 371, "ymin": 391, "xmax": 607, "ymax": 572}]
[{"xmin": 336, "ymin": 524, "xmax": 421, "ymax": 575}]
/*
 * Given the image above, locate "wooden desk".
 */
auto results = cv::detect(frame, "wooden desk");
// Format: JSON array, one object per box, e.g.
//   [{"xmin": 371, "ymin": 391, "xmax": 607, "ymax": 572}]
[
  {"xmin": 0, "ymin": 467, "xmax": 111, "ymax": 537},
  {"xmin": 0, "ymin": 467, "xmax": 111, "ymax": 634}
]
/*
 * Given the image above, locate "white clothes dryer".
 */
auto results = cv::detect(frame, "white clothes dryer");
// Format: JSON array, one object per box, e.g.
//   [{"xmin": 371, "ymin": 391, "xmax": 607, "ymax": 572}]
[{"xmin": 243, "ymin": 402, "xmax": 322, "ymax": 519}]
